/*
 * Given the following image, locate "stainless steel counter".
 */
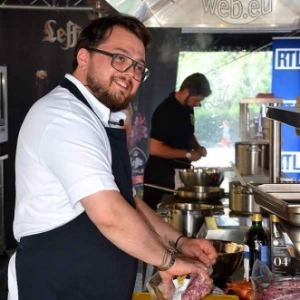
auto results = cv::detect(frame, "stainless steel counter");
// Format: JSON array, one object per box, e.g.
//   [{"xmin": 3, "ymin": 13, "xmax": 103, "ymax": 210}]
[
  {"xmin": 158, "ymin": 195, "xmax": 269, "ymax": 244},
  {"xmin": 198, "ymin": 197, "xmax": 269, "ymax": 244}
]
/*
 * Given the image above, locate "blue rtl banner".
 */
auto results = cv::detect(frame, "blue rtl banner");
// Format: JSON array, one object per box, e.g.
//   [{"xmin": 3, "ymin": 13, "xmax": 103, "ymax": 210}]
[{"xmin": 272, "ymin": 37, "xmax": 300, "ymax": 182}]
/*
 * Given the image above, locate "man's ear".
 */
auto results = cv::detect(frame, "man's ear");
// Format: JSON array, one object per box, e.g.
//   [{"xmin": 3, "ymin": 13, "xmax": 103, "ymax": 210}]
[{"xmin": 77, "ymin": 48, "xmax": 89, "ymax": 70}]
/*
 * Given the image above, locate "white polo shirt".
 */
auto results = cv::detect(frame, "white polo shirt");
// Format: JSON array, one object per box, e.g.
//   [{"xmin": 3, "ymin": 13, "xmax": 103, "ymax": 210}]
[{"xmin": 8, "ymin": 74, "xmax": 126, "ymax": 299}]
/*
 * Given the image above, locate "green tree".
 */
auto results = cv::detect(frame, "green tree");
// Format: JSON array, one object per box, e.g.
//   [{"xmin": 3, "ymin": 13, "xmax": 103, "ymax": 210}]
[{"xmin": 177, "ymin": 51, "xmax": 272, "ymax": 147}]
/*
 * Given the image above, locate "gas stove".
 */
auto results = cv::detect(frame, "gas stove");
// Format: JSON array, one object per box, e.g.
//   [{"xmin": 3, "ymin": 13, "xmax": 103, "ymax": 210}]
[{"xmin": 158, "ymin": 194, "xmax": 226, "ymax": 212}]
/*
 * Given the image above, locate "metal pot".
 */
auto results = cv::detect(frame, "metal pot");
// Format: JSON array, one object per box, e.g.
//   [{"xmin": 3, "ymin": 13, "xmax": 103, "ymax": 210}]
[
  {"xmin": 158, "ymin": 203, "xmax": 213, "ymax": 237},
  {"xmin": 235, "ymin": 141, "xmax": 269, "ymax": 175},
  {"xmin": 179, "ymin": 167, "xmax": 224, "ymax": 187},
  {"xmin": 229, "ymin": 181, "xmax": 264, "ymax": 214},
  {"xmin": 144, "ymin": 183, "xmax": 224, "ymax": 201}
]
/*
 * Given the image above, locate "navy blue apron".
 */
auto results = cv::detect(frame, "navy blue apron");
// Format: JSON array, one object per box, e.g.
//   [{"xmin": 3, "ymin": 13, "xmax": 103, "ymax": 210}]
[{"xmin": 15, "ymin": 78, "xmax": 137, "ymax": 300}]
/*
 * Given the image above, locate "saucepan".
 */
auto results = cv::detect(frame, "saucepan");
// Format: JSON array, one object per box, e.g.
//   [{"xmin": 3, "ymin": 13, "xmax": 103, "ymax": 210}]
[
  {"xmin": 157, "ymin": 203, "xmax": 214, "ymax": 238},
  {"xmin": 144, "ymin": 183, "xmax": 224, "ymax": 201}
]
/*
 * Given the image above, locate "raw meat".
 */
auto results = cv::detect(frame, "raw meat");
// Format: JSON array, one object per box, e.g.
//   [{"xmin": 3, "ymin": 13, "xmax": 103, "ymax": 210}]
[
  {"xmin": 181, "ymin": 273, "xmax": 213, "ymax": 300},
  {"xmin": 261, "ymin": 278, "xmax": 300, "ymax": 300}
]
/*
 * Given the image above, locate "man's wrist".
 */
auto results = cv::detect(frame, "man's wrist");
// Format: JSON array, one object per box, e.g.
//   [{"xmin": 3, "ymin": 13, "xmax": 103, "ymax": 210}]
[
  {"xmin": 174, "ymin": 235, "xmax": 185, "ymax": 252},
  {"xmin": 156, "ymin": 249, "xmax": 177, "ymax": 271},
  {"xmin": 184, "ymin": 151, "xmax": 192, "ymax": 159}
]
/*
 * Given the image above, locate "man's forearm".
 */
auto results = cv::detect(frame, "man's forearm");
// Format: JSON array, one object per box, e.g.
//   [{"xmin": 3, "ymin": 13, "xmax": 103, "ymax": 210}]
[{"xmin": 135, "ymin": 195, "xmax": 183, "ymax": 249}]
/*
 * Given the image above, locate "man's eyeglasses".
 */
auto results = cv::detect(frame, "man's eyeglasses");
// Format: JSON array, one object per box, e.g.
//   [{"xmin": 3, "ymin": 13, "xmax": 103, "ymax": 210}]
[{"xmin": 86, "ymin": 48, "xmax": 150, "ymax": 82}]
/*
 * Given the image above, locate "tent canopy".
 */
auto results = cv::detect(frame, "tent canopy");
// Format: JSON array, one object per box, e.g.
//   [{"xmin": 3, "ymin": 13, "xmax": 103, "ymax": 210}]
[{"xmin": 105, "ymin": 0, "xmax": 300, "ymax": 33}]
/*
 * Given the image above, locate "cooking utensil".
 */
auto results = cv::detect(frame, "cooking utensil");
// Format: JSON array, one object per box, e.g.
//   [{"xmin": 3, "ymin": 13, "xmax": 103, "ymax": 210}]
[
  {"xmin": 248, "ymin": 183, "xmax": 300, "ymax": 225},
  {"xmin": 157, "ymin": 203, "xmax": 214, "ymax": 238},
  {"xmin": 235, "ymin": 141, "xmax": 269, "ymax": 175},
  {"xmin": 209, "ymin": 240, "xmax": 244, "ymax": 280},
  {"xmin": 179, "ymin": 168, "xmax": 224, "ymax": 187},
  {"xmin": 229, "ymin": 181, "xmax": 264, "ymax": 214},
  {"xmin": 248, "ymin": 183, "xmax": 300, "ymax": 261},
  {"xmin": 144, "ymin": 183, "xmax": 224, "ymax": 201},
  {"xmin": 230, "ymin": 161, "xmax": 247, "ymax": 186}
]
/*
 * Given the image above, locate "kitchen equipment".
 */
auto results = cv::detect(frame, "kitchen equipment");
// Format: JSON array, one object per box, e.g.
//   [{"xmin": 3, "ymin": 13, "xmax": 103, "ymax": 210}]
[
  {"xmin": 248, "ymin": 183, "xmax": 300, "ymax": 264},
  {"xmin": 157, "ymin": 203, "xmax": 214, "ymax": 238},
  {"xmin": 235, "ymin": 141, "xmax": 269, "ymax": 175},
  {"xmin": 209, "ymin": 240, "xmax": 244, "ymax": 280},
  {"xmin": 146, "ymin": 272, "xmax": 240, "ymax": 300},
  {"xmin": 144, "ymin": 184, "xmax": 224, "ymax": 201},
  {"xmin": 179, "ymin": 167, "xmax": 224, "ymax": 187},
  {"xmin": 132, "ymin": 292, "xmax": 239, "ymax": 300},
  {"xmin": 229, "ymin": 181, "xmax": 264, "ymax": 214},
  {"xmin": 248, "ymin": 183, "xmax": 300, "ymax": 225}
]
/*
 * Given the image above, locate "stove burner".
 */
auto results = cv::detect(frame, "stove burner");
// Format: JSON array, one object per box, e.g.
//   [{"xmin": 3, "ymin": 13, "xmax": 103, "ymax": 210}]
[{"xmin": 158, "ymin": 194, "xmax": 225, "ymax": 216}]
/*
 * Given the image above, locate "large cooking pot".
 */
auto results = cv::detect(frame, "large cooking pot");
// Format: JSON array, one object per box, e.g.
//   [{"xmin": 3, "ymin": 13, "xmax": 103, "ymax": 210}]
[
  {"xmin": 144, "ymin": 183, "xmax": 224, "ymax": 201},
  {"xmin": 235, "ymin": 141, "xmax": 269, "ymax": 175},
  {"xmin": 229, "ymin": 181, "xmax": 264, "ymax": 214},
  {"xmin": 179, "ymin": 167, "xmax": 224, "ymax": 187},
  {"xmin": 158, "ymin": 203, "xmax": 214, "ymax": 237}
]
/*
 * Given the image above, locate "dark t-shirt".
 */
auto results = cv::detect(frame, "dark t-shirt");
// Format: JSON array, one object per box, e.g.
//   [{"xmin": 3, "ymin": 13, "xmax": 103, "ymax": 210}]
[
  {"xmin": 143, "ymin": 92, "xmax": 195, "ymax": 209},
  {"xmin": 150, "ymin": 92, "xmax": 195, "ymax": 150}
]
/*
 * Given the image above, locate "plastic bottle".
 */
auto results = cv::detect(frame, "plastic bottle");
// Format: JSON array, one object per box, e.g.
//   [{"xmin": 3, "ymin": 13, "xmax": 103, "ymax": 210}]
[
  {"xmin": 270, "ymin": 214, "xmax": 292, "ymax": 276},
  {"xmin": 243, "ymin": 213, "xmax": 270, "ymax": 281}
]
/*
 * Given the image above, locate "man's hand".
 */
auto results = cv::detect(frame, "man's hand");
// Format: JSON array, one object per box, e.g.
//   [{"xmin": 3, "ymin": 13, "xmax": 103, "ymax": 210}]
[
  {"xmin": 196, "ymin": 146, "xmax": 207, "ymax": 158},
  {"xmin": 188, "ymin": 147, "xmax": 207, "ymax": 161},
  {"xmin": 176, "ymin": 237, "xmax": 217, "ymax": 267}
]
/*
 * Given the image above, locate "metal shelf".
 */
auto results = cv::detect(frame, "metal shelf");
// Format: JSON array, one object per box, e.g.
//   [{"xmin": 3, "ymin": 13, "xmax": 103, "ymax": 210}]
[{"xmin": 267, "ymin": 106, "xmax": 300, "ymax": 129}]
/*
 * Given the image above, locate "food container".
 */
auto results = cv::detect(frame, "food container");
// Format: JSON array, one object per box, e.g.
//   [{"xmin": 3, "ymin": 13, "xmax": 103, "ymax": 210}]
[
  {"xmin": 248, "ymin": 183, "xmax": 300, "ymax": 225},
  {"xmin": 131, "ymin": 293, "xmax": 152, "ymax": 300},
  {"xmin": 229, "ymin": 181, "xmax": 264, "ymax": 214},
  {"xmin": 132, "ymin": 292, "xmax": 239, "ymax": 300},
  {"xmin": 157, "ymin": 203, "xmax": 214, "ymax": 238},
  {"xmin": 235, "ymin": 141, "xmax": 269, "ymax": 175},
  {"xmin": 144, "ymin": 272, "xmax": 239, "ymax": 300}
]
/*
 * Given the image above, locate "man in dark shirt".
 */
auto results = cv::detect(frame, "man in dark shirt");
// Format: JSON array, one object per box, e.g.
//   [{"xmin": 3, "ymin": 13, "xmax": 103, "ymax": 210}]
[{"xmin": 143, "ymin": 73, "xmax": 212, "ymax": 210}]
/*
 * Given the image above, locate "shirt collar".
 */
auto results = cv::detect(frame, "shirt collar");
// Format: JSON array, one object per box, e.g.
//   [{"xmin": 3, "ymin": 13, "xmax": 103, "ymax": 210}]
[{"xmin": 65, "ymin": 74, "xmax": 111, "ymax": 126}]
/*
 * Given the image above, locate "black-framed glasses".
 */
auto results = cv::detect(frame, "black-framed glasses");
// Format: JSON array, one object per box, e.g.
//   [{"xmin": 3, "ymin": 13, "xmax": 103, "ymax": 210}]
[{"xmin": 86, "ymin": 48, "xmax": 150, "ymax": 82}]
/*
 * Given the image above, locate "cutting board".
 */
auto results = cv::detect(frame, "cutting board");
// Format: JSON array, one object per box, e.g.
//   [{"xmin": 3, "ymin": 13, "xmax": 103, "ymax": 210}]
[{"xmin": 132, "ymin": 292, "xmax": 239, "ymax": 300}]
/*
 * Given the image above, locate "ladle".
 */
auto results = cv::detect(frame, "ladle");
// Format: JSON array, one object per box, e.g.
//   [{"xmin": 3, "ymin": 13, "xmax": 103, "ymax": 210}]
[{"xmin": 230, "ymin": 161, "xmax": 247, "ymax": 186}]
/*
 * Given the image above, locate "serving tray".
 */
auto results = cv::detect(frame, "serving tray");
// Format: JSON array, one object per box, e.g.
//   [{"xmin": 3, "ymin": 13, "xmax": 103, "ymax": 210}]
[{"xmin": 248, "ymin": 183, "xmax": 300, "ymax": 226}]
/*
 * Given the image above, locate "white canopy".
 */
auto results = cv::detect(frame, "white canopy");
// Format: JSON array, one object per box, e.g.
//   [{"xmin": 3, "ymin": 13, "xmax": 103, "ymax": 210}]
[{"xmin": 105, "ymin": 0, "xmax": 300, "ymax": 33}]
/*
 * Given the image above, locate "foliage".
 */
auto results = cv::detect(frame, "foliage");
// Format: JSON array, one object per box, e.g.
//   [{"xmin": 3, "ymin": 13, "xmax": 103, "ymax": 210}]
[{"xmin": 177, "ymin": 51, "xmax": 273, "ymax": 147}]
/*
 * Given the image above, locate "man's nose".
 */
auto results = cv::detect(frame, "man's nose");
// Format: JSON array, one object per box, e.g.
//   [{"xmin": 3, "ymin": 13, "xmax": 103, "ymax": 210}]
[{"xmin": 123, "ymin": 63, "xmax": 136, "ymax": 77}]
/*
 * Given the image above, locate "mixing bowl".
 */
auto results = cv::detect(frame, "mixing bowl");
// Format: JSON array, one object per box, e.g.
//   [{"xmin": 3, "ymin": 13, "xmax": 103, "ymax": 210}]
[
  {"xmin": 179, "ymin": 168, "xmax": 224, "ymax": 187},
  {"xmin": 209, "ymin": 240, "xmax": 244, "ymax": 280}
]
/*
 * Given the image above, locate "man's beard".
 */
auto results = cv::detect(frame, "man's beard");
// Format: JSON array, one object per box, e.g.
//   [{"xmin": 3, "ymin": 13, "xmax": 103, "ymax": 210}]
[
  {"xmin": 86, "ymin": 72, "xmax": 133, "ymax": 112},
  {"xmin": 183, "ymin": 95, "xmax": 194, "ymax": 111}
]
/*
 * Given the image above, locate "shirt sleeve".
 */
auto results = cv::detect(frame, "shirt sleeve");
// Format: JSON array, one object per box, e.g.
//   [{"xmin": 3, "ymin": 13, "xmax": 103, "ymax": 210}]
[{"xmin": 39, "ymin": 111, "xmax": 119, "ymax": 206}]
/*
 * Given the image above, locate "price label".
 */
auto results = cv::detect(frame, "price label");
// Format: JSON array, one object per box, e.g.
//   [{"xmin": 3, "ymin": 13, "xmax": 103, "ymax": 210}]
[{"xmin": 271, "ymin": 237, "xmax": 292, "ymax": 275}]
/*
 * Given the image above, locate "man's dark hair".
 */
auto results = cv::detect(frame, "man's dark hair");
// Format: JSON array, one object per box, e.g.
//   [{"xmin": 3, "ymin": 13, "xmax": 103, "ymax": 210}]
[
  {"xmin": 180, "ymin": 73, "xmax": 212, "ymax": 97},
  {"xmin": 72, "ymin": 14, "xmax": 152, "ymax": 70}
]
